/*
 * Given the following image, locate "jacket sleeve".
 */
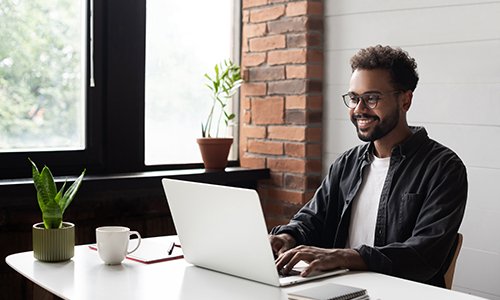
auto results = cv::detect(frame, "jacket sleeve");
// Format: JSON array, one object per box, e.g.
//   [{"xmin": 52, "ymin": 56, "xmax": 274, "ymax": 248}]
[
  {"xmin": 270, "ymin": 162, "xmax": 340, "ymax": 246},
  {"xmin": 357, "ymin": 156, "xmax": 468, "ymax": 283}
]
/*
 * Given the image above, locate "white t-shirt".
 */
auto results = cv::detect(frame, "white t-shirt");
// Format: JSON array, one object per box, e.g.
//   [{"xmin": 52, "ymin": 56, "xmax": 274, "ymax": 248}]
[{"xmin": 346, "ymin": 155, "xmax": 390, "ymax": 249}]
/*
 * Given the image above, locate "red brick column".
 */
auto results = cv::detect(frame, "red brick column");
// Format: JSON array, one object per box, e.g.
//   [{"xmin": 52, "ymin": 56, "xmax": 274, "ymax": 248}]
[{"xmin": 239, "ymin": 0, "xmax": 324, "ymax": 229}]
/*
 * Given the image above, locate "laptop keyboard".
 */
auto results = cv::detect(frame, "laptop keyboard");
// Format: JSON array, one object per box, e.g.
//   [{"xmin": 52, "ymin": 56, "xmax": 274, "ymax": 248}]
[{"xmin": 278, "ymin": 269, "xmax": 301, "ymax": 278}]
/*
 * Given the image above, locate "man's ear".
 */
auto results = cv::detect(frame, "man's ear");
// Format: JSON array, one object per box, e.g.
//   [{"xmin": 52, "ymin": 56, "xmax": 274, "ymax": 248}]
[{"xmin": 401, "ymin": 91, "xmax": 412, "ymax": 112}]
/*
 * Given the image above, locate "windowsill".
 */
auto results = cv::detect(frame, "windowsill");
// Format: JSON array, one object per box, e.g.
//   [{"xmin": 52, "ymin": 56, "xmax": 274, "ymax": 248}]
[{"xmin": 0, "ymin": 167, "xmax": 270, "ymax": 199}]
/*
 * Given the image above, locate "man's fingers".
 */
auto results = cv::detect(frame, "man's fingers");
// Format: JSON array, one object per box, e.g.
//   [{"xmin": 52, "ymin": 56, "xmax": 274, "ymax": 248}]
[
  {"xmin": 269, "ymin": 236, "xmax": 283, "ymax": 254},
  {"xmin": 302, "ymin": 256, "xmax": 341, "ymax": 277},
  {"xmin": 277, "ymin": 247, "xmax": 289, "ymax": 256},
  {"xmin": 301, "ymin": 259, "xmax": 322, "ymax": 277},
  {"xmin": 276, "ymin": 248, "xmax": 303, "ymax": 273},
  {"xmin": 270, "ymin": 234, "xmax": 294, "ymax": 256},
  {"xmin": 275, "ymin": 249, "xmax": 292, "ymax": 270},
  {"xmin": 283, "ymin": 252, "xmax": 305, "ymax": 274},
  {"xmin": 276, "ymin": 247, "xmax": 356, "ymax": 277},
  {"xmin": 277, "ymin": 247, "xmax": 317, "ymax": 275}
]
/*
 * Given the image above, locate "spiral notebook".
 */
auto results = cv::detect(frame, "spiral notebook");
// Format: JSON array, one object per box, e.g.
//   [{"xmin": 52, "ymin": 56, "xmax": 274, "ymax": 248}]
[
  {"xmin": 89, "ymin": 238, "xmax": 183, "ymax": 264},
  {"xmin": 287, "ymin": 283, "xmax": 367, "ymax": 300}
]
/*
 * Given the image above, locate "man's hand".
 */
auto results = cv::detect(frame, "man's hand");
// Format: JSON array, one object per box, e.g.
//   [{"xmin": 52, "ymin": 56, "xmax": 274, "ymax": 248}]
[
  {"xmin": 275, "ymin": 245, "xmax": 367, "ymax": 277},
  {"xmin": 269, "ymin": 233, "xmax": 296, "ymax": 257}
]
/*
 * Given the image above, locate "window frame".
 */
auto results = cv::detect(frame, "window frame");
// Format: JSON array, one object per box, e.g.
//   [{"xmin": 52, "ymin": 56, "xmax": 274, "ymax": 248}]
[{"xmin": 0, "ymin": 0, "xmax": 241, "ymax": 180}]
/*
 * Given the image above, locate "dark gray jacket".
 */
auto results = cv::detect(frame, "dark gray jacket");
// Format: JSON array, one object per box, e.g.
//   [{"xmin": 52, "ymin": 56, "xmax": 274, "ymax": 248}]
[{"xmin": 271, "ymin": 127, "xmax": 467, "ymax": 287}]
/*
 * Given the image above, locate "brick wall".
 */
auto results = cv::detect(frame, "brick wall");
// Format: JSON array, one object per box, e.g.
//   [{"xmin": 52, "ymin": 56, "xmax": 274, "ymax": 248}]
[{"xmin": 240, "ymin": 0, "xmax": 324, "ymax": 229}]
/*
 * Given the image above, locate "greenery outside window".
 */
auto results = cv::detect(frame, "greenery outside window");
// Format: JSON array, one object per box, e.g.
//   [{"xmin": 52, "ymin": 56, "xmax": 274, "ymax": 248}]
[
  {"xmin": 0, "ymin": 0, "xmax": 85, "ymax": 152},
  {"xmin": 0, "ymin": 0, "xmax": 241, "ymax": 180},
  {"xmin": 144, "ymin": 0, "xmax": 239, "ymax": 165}
]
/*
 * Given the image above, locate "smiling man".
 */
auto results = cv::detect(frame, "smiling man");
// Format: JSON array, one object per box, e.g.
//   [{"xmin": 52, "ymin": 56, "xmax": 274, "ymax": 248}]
[{"xmin": 270, "ymin": 45, "xmax": 468, "ymax": 287}]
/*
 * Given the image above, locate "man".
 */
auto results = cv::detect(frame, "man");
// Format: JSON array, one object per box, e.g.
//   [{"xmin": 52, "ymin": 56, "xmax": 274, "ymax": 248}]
[{"xmin": 270, "ymin": 45, "xmax": 467, "ymax": 288}]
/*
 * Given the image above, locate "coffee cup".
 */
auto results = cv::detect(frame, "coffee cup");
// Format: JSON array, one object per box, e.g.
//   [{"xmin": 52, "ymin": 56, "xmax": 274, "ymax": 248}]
[{"xmin": 96, "ymin": 226, "xmax": 141, "ymax": 265}]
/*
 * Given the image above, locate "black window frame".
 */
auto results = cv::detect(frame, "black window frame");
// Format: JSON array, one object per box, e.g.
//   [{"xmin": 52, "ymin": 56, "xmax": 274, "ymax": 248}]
[{"xmin": 0, "ymin": 0, "xmax": 241, "ymax": 180}]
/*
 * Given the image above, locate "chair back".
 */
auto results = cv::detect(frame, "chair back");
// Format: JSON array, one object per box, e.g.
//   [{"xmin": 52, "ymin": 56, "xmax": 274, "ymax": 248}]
[{"xmin": 444, "ymin": 233, "xmax": 463, "ymax": 289}]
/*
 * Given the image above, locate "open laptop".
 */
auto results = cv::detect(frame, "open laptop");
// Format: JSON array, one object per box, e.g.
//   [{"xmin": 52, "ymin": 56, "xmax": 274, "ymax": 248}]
[{"xmin": 162, "ymin": 178, "xmax": 348, "ymax": 287}]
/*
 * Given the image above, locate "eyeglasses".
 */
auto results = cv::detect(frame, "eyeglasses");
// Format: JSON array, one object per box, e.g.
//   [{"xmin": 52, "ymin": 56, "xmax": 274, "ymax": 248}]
[{"xmin": 342, "ymin": 91, "xmax": 401, "ymax": 109}]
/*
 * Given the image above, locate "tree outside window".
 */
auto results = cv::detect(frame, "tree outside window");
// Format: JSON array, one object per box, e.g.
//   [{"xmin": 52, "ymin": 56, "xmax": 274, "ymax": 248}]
[{"xmin": 0, "ymin": 0, "xmax": 84, "ymax": 152}]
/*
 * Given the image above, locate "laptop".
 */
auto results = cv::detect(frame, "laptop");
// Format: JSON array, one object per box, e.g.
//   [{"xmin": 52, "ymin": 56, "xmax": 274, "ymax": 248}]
[{"xmin": 161, "ymin": 178, "xmax": 348, "ymax": 287}]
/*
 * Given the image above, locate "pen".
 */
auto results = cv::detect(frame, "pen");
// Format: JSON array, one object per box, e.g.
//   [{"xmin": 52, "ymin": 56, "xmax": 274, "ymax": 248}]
[{"xmin": 168, "ymin": 242, "xmax": 175, "ymax": 255}]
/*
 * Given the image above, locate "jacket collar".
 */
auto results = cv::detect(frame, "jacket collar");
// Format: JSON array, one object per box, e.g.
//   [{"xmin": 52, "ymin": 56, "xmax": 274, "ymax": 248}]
[{"xmin": 360, "ymin": 126, "xmax": 428, "ymax": 161}]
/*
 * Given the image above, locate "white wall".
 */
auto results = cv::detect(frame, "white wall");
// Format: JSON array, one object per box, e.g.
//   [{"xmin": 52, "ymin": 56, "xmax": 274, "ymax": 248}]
[{"xmin": 323, "ymin": 1, "xmax": 500, "ymax": 298}]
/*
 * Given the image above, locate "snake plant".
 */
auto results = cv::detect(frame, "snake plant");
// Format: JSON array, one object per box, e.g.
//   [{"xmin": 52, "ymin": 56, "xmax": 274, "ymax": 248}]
[{"xmin": 30, "ymin": 159, "xmax": 85, "ymax": 229}]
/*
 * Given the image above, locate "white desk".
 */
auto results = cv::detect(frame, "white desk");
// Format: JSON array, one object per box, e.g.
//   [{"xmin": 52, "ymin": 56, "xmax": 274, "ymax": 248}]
[{"xmin": 6, "ymin": 236, "xmax": 485, "ymax": 300}]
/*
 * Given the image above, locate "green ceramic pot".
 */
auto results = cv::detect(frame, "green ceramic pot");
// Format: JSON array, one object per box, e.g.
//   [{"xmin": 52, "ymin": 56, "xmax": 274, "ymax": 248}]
[{"xmin": 32, "ymin": 222, "xmax": 75, "ymax": 262}]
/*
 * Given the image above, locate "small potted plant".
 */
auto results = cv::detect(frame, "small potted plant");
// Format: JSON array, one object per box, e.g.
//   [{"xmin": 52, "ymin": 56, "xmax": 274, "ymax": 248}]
[
  {"xmin": 30, "ymin": 159, "xmax": 85, "ymax": 262},
  {"xmin": 197, "ymin": 59, "xmax": 243, "ymax": 170}
]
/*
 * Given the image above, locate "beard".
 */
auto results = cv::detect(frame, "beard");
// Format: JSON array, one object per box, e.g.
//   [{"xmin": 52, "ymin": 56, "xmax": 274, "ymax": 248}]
[{"xmin": 351, "ymin": 109, "xmax": 400, "ymax": 142}]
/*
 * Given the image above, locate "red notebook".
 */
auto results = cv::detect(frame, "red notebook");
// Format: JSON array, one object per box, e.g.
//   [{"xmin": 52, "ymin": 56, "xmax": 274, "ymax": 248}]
[{"xmin": 89, "ymin": 238, "xmax": 183, "ymax": 264}]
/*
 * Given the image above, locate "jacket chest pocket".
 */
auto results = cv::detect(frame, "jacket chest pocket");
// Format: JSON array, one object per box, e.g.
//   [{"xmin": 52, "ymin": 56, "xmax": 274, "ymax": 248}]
[{"xmin": 397, "ymin": 193, "xmax": 424, "ymax": 236}]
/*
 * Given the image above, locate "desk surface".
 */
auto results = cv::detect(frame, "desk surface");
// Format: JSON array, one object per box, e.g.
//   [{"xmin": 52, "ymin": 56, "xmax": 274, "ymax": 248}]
[{"xmin": 6, "ymin": 236, "xmax": 485, "ymax": 300}]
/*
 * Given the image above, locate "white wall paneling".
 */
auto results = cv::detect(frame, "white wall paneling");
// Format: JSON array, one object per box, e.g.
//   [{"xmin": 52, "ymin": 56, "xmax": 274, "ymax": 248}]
[
  {"xmin": 325, "ymin": 2, "xmax": 500, "ymax": 51},
  {"xmin": 454, "ymin": 248, "xmax": 500, "ymax": 299},
  {"xmin": 324, "ymin": 0, "xmax": 499, "ymax": 16},
  {"xmin": 414, "ymin": 123, "xmax": 500, "ymax": 169}
]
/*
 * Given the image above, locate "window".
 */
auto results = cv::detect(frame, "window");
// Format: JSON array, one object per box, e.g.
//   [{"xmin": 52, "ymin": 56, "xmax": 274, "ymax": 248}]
[
  {"xmin": 144, "ymin": 0, "xmax": 239, "ymax": 165},
  {"xmin": 0, "ymin": 0, "xmax": 85, "ymax": 152},
  {"xmin": 0, "ymin": 0, "xmax": 241, "ymax": 179}
]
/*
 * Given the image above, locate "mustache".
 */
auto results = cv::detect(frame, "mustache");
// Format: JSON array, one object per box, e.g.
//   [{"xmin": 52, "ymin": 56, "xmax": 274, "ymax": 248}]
[{"xmin": 352, "ymin": 114, "xmax": 379, "ymax": 121}]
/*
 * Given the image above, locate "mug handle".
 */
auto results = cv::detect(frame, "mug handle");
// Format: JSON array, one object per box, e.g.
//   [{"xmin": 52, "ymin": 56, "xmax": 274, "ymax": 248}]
[{"xmin": 127, "ymin": 231, "xmax": 142, "ymax": 254}]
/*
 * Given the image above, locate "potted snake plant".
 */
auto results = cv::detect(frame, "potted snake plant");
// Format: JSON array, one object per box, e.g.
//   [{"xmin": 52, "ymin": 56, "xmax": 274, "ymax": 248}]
[
  {"xmin": 30, "ymin": 159, "xmax": 85, "ymax": 262},
  {"xmin": 197, "ymin": 59, "xmax": 243, "ymax": 170}
]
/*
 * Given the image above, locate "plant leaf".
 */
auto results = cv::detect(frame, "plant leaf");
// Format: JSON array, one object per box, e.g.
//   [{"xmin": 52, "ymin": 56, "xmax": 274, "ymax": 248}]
[
  {"xmin": 204, "ymin": 73, "xmax": 213, "ymax": 82},
  {"xmin": 56, "ymin": 181, "xmax": 67, "ymax": 209},
  {"xmin": 201, "ymin": 122, "xmax": 207, "ymax": 137},
  {"xmin": 30, "ymin": 159, "xmax": 58, "ymax": 227},
  {"xmin": 40, "ymin": 166, "xmax": 62, "ymax": 228},
  {"xmin": 40, "ymin": 166, "xmax": 58, "ymax": 202},
  {"xmin": 30, "ymin": 160, "xmax": 52, "ymax": 228},
  {"xmin": 41, "ymin": 197, "xmax": 63, "ymax": 229},
  {"xmin": 214, "ymin": 64, "xmax": 219, "ymax": 79},
  {"xmin": 60, "ymin": 169, "xmax": 86, "ymax": 213}
]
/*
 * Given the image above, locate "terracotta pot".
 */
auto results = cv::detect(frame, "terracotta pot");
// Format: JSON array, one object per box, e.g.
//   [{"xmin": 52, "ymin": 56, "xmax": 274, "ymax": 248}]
[
  {"xmin": 196, "ymin": 138, "xmax": 233, "ymax": 171},
  {"xmin": 32, "ymin": 222, "xmax": 75, "ymax": 262}
]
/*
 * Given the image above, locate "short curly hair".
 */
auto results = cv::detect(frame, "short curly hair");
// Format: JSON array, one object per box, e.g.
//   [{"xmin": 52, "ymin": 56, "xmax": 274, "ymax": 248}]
[{"xmin": 350, "ymin": 45, "xmax": 419, "ymax": 92}]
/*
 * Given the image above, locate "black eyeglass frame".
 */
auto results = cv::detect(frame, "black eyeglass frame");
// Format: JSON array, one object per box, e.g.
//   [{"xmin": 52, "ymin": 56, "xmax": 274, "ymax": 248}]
[{"xmin": 341, "ymin": 90, "xmax": 402, "ymax": 109}]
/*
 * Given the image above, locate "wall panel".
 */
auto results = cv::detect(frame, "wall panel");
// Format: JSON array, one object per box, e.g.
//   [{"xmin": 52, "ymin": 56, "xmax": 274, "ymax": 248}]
[
  {"xmin": 454, "ymin": 248, "xmax": 500, "ymax": 298},
  {"xmin": 325, "ymin": 3, "xmax": 500, "ymax": 50},
  {"xmin": 417, "ymin": 123, "xmax": 500, "ymax": 169},
  {"xmin": 325, "ymin": 0, "xmax": 496, "ymax": 16}
]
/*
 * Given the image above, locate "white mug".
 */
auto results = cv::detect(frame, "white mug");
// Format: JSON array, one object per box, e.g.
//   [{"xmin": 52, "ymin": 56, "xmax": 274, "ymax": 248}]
[{"xmin": 96, "ymin": 226, "xmax": 141, "ymax": 265}]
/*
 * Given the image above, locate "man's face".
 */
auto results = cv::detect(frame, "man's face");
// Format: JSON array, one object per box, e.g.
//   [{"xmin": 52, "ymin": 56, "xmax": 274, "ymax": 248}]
[{"xmin": 348, "ymin": 69, "xmax": 402, "ymax": 142}]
